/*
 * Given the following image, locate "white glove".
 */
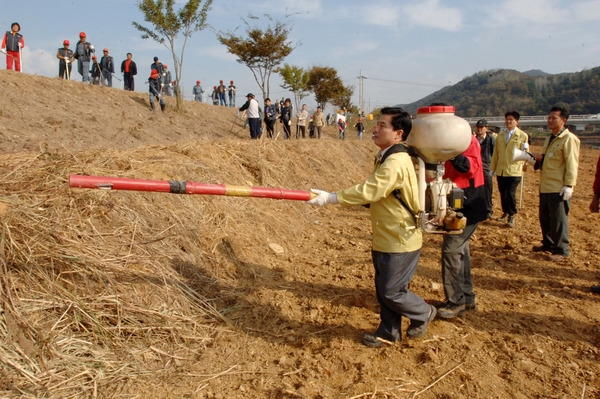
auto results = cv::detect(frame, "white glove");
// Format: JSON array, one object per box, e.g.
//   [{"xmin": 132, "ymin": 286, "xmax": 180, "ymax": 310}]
[
  {"xmin": 0, "ymin": 49, "xmax": 5, "ymax": 54},
  {"xmin": 521, "ymin": 142, "xmax": 529, "ymax": 151},
  {"xmin": 559, "ymin": 186, "xmax": 573, "ymax": 201},
  {"xmin": 18, "ymin": 42, "xmax": 22, "ymax": 48},
  {"xmin": 65, "ymin": 58, "xmax": 70, "ymax": 63},
  {"xmin": 307, "ymin": 189, "xmax": 337, "ymax": 206}
]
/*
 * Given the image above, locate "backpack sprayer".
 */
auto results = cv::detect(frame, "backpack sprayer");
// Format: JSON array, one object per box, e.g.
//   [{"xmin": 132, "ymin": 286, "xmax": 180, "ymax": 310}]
[{"xmin": 69, "ymin": 105, "xmax": 473, "ymax": 233}]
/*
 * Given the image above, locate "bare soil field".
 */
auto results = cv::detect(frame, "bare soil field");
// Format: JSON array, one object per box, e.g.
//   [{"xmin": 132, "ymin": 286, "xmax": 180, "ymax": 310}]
[{"xmin": 0, "ymin": 70, "xmax": 599, "ymax": 399}]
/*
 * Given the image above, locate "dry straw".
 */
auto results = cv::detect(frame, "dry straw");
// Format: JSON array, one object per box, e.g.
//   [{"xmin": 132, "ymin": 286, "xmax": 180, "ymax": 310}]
[{"xmin": 0, "ymin": 139, "xmax": 373, "ymax": 397}]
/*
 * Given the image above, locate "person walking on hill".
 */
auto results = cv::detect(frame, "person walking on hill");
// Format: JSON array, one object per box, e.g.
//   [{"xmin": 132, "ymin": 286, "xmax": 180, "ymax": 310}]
[
  {"xmin": 162, "ymin": 64, "xmax": 172, "ymax": 96},
  {"xmin": 121, "ymin": 53, "xmax": 137, "ymax": 91},
  {"xmin": 1, "ymin": 22, "xmax": 24, "ymax": 72},
  {"xmin": 531, "ymin": 106, "xmax": 580, "ymax": 261},
  {"xmin": 99, "ymin": 48, "xmax": 114, "ymax": 88},
  {"xmin": 239, "ymin": 93, "xmax": 260, "ymax": 139},
  {"xmin": 148, "ymin": 69, "xmax": 166, "ymax": 113},
  {"xmin": 490, "ymin": 111, "xmax": 529, "ymax": 227},
  {"xmin": 74, "ymin": 32, "xmax": 94, "ymax": 83},
  {"xmin": 264, "ymin": 98, "xmax": 278, "ymax": 138},
  {"xmin": 280, "ymin": 98, "xmax": 292, "ymax": 139},
  {"xmin": 150, "ymin": 56, "xmax": 165, "ymax": 89},
  {"xmin": 90, "ymin": 55, "xmax": 101, "ymax": 85},
  {"xmin": 211, "ymin": 85, "xmax": 219, "ymax": 105},
  {"xmin": 355, "ymin": 117, "xmax": 365, "ymax": 140},
  {"xmin": 338, "ymin": 118, "xmax": 347, "ymax": 139},
  {"xmin": 297, "ymin": 104, "xmax": 309, "ymax": 139},
  {"xmin": 589, "ymin": 155, "xmax": 600, "ymax": 294},
  {"xmin": 57, "ymin": 40, "xmax": 74, "ymax": 79},
  {"xmin": 475, "ymin": 119, "xmax": 496, "ymax": 220},
  {"xmin": 307, "ymin": 107, "xmax": 436, "ymax": 347},
  {"xmin": 437, "ymin": 133, "xmax": 487, "ymax": 319},
  {"xmin": 313, "ymin": 106, "xmax": 325, "ymax": 139},
  {"xmin": 218, "ymin": 80, "xmax": 227, "ymax": 106},
  {"xmin": 228, "ymin": 80, "xmax": 236, "ymax": 107},
  {"xmin": 193, "ymin": 80, "xmax": 204, "ymax": 102}
]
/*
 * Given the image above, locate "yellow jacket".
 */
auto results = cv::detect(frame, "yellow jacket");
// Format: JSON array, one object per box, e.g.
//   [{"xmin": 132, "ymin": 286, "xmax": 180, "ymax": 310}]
[
  {"xmin": 336, "ymin": 149, "xmax": 422, "ymax": 253},
  {"xmin": 490, "ymin": 128, "xmax": 529, "ymax": 177},
  {"xmin": 540, "ymin": 128, "xmax": 580, "ymax": 193}
]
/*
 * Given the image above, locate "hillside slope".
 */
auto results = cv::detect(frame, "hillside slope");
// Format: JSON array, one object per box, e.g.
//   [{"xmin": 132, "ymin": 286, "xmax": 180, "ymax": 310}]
[{"xmin": 0, "ymin": 70, "xmax": 599, "ymax": 399}]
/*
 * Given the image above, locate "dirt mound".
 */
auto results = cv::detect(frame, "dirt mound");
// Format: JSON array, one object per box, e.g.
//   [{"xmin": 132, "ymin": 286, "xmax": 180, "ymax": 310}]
[{"xmin": 0, "ymin": 70, "xmax": 599, "ymax": 398}]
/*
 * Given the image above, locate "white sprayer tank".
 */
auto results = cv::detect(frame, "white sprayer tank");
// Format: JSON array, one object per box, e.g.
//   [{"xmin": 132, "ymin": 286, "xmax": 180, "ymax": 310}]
[{"xmin": 406, "ymin": 105, "xmax": 472, "ymax": 163}]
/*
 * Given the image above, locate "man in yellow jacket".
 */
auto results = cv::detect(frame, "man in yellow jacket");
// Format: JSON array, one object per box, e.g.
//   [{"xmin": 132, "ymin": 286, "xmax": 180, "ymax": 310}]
[
  {"xmin": 307, "ymin": 107, "xmax": 435, "ymax": 347},
  {"xmin": 490, "ymin": 111, "xmax": 530, "ymax": 228},
  {"xmin": 532, "ymin": 106, "xmax": 580, "ymax": 260}
]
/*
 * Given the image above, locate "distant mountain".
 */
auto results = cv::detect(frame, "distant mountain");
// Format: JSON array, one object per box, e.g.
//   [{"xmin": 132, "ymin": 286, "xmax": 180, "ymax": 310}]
[
  {"xmin": 522, "ymin": 69, "xmax": 550, "ymax": 77},
  {"xmin": 400, "ymin": 67, "xmax": 600, "ymax": 117}
]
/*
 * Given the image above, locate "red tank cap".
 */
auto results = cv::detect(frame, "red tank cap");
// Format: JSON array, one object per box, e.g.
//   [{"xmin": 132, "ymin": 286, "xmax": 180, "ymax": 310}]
[{"xmin": 417, "ymin": 105, "xmax": 455, "ymax": 114}]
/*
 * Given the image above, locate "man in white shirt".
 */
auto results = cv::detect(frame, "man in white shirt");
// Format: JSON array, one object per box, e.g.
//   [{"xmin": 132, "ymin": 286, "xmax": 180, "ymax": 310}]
[{"xmin": 239, "ymin": 93, "xmax": 261, "ymax": 139}]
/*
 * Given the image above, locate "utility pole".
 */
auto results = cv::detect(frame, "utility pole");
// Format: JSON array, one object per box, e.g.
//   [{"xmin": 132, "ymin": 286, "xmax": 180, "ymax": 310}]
[{"xmin": 357, "ymin": 70, "xmax": 367, "ymax": 116}]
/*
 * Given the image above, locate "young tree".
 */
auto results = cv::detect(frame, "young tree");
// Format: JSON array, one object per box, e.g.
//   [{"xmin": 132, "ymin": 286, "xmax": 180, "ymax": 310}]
[
  {"xmin": 278, "ymin": 64, "xmax": 310, "ymax": 112},
  {"xmin": 306, "ymin": 66, "xmax": 354, "ymax": 112},
  {"xmin": 133, "ymin": 0, "xmax": 212, "ymax": 111},
  {"xmin": 217, "ymin": 14, "xmax": 297, "ymax": 101}
]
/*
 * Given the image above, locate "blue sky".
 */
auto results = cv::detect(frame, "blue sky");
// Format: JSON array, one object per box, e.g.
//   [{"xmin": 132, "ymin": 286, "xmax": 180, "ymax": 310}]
[{"xmin": 3, "ymin": 0, "xmax": 600, "ymax": 113}]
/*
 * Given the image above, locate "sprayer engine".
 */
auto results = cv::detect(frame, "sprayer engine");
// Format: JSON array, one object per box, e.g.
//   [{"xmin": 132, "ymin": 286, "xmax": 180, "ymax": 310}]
[{"xmin": 421, "ymin": 163, "xmax": 465, "ymax": 233}]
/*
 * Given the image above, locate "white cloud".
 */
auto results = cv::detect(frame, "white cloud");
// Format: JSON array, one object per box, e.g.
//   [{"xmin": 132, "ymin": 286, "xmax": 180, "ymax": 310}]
[
  {"xmin": 363, "ymin": 5, "xmax": 400, "ymax": 27},
  {"xmin": 572, "ymin": 0, "xmax": 600, "ymax": 21},
  {"xmin": 404, "ymin": 0, "xmax": 463, "ymax": 31},
  {"xmin": 498, "ymin": 0, "xmax": 565, "ymax": 24}
]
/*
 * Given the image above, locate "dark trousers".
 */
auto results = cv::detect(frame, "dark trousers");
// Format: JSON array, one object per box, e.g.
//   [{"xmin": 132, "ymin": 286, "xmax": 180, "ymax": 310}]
[
  {"xmin": 58, "ymin": 63, "xmax": 72, "ymax": 79},
  {"xmin": 265, "ymin": 120, "xmax": 275, "ymax": 138},
  {"xmin": 248, "ymin": 118, "xmax": 261, "ymax": 139},
  {"xmin": 539, "ymin": 193, "xmax": 570, "ymax": 256},
  {"xmin": 297, "ymin": 125, "xmax": 306, "ymax": 139},
  {"xmin": 372, "ymin": 250, "xmax": 430, "ymax": 341},
  {"xmin": 484, "ymin": 172, "xmax": 493, "ymax": 215},
  {"xmin": 497, "ymin": 176, "xmax": 521, "ymax": 216},
  {"xmin": 123, "ymin": 74, "xmax": 135, "ymax": 91},
  {"xmin": 442, "ymin": 223, "xmax": 478, "ymax": 305},
  {"xmin": 282, "ymin": 122, "xmax": 291, "ymax": 139}
]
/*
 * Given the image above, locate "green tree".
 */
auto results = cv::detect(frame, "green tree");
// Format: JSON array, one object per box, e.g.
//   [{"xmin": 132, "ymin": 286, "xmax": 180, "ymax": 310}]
[
  {"xmin": 133, "ymin": 0, "xmax": 212, "ymax": 111},
  {"xmin": 306, "ymin": 66, "xmax": 353, "ymax": 112},
  {"xmin": 278, "ymin": 64, "xmax": 310, "ymax": 111},
  {"xmin": 217, "ymin": 14, "xmax": 296, "ymax": 100}
]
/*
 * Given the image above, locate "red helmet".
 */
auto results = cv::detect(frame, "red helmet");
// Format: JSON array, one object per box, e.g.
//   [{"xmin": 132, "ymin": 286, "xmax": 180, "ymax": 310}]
[
  {"xmin": 196, "ymin": 80, "xmax": 200, "ymax": 84},
  {"xmin": 79, "ymin": 32, "xmax": 86, "ymax": 38},
  {"xmin": 150, "ymin": 70, "xmax": 159, "ymax": 78},
  {"xmin": 63, "ymin": 40, "xmax": 70, "ymax": 45}
]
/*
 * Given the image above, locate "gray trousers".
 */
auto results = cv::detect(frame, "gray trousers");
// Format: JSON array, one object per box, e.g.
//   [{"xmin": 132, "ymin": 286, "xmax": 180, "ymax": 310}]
[
  {"xmin": 539, "ymin": 193, "xmax": 570, "ymax": 256},
  {"xmin": 441, "ymin": 223, "xmax": 479, "ymax": 305},
  {"xmin": 372, "ymin": 249, "xmax": 430, "ymax": 341}
]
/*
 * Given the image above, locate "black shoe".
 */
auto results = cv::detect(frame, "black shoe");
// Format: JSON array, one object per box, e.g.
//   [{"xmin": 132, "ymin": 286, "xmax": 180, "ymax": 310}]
[
  {"xmin": 507, "ymin": 215, "xmax": 515, "ymax": 228},
  {"xmin": 497, "ymin": 213, "xmax": 508, "ymax": 222},
  {"xmin": 465, "ymin": 302, "xmax": 476, "ymax": 311},
  {"xmin": 362, "ymin": 332, "xmax": 398, "ymax": 348},
  {"xmin": 436, "ymin": 301, "xmax": 466, "ymax": 319},
  {"xmin": 407, "ymin": 305, "xmax": 437, "ymax": 339},
  {"xmin": 532, "ymin": 245, "xmax": 552, "ymax": 253},
  {"xmin": 591, "ymin": 285, "xmax": 600, "ymax": 294}
]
